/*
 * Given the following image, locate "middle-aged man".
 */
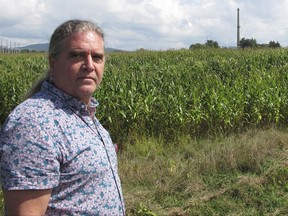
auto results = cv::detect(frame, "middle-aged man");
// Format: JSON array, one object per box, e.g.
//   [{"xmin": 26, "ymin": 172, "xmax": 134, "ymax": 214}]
[{"xmin": 0, "ymin": 19, "xmax": 125, "ymax": 215}]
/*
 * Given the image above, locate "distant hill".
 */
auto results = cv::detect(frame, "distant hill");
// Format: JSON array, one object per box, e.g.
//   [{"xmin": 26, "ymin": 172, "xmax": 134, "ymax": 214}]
[
  {"xmin": 18, "ymin": 43, "xmax": 124, "ymax": 53},
  {"xmin": 19, "ymin": 43, "xmax": 49, "ymax": 52}
]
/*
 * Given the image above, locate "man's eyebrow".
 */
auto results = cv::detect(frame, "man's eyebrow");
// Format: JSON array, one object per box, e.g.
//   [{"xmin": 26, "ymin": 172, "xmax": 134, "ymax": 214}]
[
  {"xmin": 92, "ymin": 52, "xmax": 104, "ymax": 57},
  {"xmin": 69, "ymin": 49, "xmax": 103, "ymax": 54},
  {"xmin": 68, "ymin": 49, "xmax": 83, "ymax": 54}
]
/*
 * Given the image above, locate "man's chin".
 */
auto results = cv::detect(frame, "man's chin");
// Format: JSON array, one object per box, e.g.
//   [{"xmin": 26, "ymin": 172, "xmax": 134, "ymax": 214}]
[{"xmin": 78, "ymin": 85, "xmax": 96, "ymax": 96}]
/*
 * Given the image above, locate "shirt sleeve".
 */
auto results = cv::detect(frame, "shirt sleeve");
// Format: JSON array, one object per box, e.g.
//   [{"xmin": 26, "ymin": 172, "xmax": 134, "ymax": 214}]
[{"xmin": 0, "ymin": 115, "xmax": 60, "ymax": 190}]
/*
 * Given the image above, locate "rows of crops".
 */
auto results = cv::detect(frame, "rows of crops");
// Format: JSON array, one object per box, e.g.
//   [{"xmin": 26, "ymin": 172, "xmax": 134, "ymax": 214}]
[{"xmin": 1, "ymin": 49, "xmax": 288, "ymax": 142}]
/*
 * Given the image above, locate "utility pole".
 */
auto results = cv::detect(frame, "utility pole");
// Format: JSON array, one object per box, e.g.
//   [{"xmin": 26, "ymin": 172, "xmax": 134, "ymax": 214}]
[{"xmin": 237, "ymin": 8, "xmax": 240, "ymax": 47}]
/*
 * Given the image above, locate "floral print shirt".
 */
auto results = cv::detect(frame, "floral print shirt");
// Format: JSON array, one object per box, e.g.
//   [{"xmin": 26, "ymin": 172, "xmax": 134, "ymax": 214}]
[{"xmin": 0, "ymin": 81, "xmax": 125, "ymax": 215}]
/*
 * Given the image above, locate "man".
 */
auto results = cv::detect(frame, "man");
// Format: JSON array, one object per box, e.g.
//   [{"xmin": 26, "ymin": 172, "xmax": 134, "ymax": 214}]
[{"xmin": 0, "ymin": 19, "xmax": 125, "ymax": 215}]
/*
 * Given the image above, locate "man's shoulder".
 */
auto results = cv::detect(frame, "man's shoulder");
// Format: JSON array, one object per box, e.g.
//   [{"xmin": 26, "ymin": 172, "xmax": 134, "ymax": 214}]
[
  {"xmin": 18, "ymin": 94, "xmax": 54, "ymax": 111},
  {"xmin": 7, "ymin": 94, "xmax": 58, "ymax": 122}
]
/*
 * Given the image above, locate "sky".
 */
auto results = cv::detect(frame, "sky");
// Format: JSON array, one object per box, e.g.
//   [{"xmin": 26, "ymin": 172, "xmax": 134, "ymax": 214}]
[{"xmin": 0, "ymin": 0, "xmax": 288, "ymax": 51}]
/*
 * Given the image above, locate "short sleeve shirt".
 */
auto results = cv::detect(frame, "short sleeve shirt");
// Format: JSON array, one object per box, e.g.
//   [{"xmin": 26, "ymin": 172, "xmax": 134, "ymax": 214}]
[{"xmin": 0, "ymin": 81, "xmax": 125, "ymax": 215}]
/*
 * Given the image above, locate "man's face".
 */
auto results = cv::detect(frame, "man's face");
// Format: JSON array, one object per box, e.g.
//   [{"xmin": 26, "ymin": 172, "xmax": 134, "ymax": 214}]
[{"xmin": 49, "ymin": 30, "xmax": 105, "ymax": 104}]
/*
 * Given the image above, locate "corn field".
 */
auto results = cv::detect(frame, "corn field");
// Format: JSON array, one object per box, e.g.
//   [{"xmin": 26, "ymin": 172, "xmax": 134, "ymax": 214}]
[{"xmin": 1, "ymin": 49, "xmax": 288, "ymax": 143}]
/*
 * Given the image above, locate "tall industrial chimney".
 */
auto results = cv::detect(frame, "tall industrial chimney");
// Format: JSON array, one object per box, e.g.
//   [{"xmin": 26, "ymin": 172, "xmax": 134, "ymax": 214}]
[{"xmin": 237, "ymin": 8, "xmax": 240, "ymax": 47}]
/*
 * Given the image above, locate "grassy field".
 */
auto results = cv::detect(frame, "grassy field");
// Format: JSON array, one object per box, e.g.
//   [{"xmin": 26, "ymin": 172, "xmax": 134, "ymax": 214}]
[
  {"xmin": 0, "ymin": 49, "xmax": 288, "ymax": 215},
  {"xmin": 120, "ymin": 128, "xmax": 288, "ymax": 215}
]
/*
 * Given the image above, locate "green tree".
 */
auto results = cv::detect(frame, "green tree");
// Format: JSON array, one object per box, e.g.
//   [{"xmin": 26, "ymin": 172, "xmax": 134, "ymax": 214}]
[
  {"xmin": 189, "ymin": 43, "xmax": 205, "ymax": 49},
  {"xmin": 268, "ymin": 41, "xmax": 281, "ymax": 48},
  {"xmin": 205, "ymin": 40, "xmax": 220, "ymax": 48},
  {"xmin": 239, "ymin": 38, "xmax": 257, "ymax": 48},
  {"xmin": 190, "ymin": 40, "xmax": 219, "ymax": 49}
]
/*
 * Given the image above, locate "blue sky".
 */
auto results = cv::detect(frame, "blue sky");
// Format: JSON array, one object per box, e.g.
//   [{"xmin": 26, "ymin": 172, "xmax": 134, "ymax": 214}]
[{"xmin": 0, "ymin": 0, "xmax": 287, "ymax": 50}]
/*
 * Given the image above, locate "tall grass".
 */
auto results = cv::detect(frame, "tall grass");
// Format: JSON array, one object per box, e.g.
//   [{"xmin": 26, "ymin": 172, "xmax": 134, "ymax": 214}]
[
  {"xmin": 99, "ymin": 49, "xmax": 288, "ymax": 143},
  {"xmin": 120, "ymin": 128, "xmax": 288, "ymax": 215},
  {"xmin": 0, "ymin": 53, "xmax": 47, "ymax": 125},
  {"xmin": 2, "ymin": 49, "xmax": 288, "ymax": 142}
]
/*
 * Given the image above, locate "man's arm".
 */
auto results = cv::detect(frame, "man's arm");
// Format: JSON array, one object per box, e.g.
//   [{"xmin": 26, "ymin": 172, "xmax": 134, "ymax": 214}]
[{"xmin": 3, "ymin": 189, "xmax": 52, "ymax": 216}]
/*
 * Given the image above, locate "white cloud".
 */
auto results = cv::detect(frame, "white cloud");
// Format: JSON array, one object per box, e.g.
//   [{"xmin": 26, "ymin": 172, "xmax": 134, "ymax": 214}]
[{"xmin": 0, "ymin": 0, "xmax": 288, "ymax": 50}]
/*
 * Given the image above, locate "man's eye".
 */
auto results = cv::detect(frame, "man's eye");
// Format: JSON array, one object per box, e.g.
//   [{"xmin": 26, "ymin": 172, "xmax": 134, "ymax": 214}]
[
  {"xmin": 93, "ymin": 55, "xmax": 104, "ymax": 62},
  {"xmin": 70, "ymin": 53, "xmax": 81, "ymax": 58}
]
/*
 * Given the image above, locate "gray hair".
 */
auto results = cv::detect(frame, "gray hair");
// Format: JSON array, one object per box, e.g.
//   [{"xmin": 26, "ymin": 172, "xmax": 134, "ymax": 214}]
[
  {"xmin": 49, "ymin": 19, "xmax": 105, "ymax": 59},
  {"xmin": 23, "ymin": 19, "xmax": 105, "ymax": 100}
]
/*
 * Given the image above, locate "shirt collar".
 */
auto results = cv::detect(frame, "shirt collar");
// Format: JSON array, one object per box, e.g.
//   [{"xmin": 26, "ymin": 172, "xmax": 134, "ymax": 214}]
[{"xmin": 41, "ymin": 81, "xmax": 99, "ymax": 116}]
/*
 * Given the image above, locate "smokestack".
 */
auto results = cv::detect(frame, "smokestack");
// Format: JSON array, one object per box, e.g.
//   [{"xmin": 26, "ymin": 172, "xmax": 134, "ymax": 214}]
[{"xmin": 237, "ymin": 8, "xmax": 240, "ymax": 47}]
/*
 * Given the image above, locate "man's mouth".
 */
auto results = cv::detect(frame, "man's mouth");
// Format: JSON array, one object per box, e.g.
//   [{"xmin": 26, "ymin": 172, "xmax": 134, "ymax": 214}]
[{"xmin": 78, "ymin": 76, "xmax": 96, "ymax": 82}]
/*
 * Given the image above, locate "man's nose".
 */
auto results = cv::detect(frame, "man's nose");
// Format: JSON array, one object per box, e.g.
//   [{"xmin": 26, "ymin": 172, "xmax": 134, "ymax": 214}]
[{"xmin": 83, "ymin": 55, "xmax": 94, "ymax": 71}]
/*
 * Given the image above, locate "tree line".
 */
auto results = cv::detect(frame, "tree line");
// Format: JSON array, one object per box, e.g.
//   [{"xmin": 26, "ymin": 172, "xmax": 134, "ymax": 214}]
[{"xmin": 190, "ymin": 38, "xmax": 282, "ymax": 49}]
